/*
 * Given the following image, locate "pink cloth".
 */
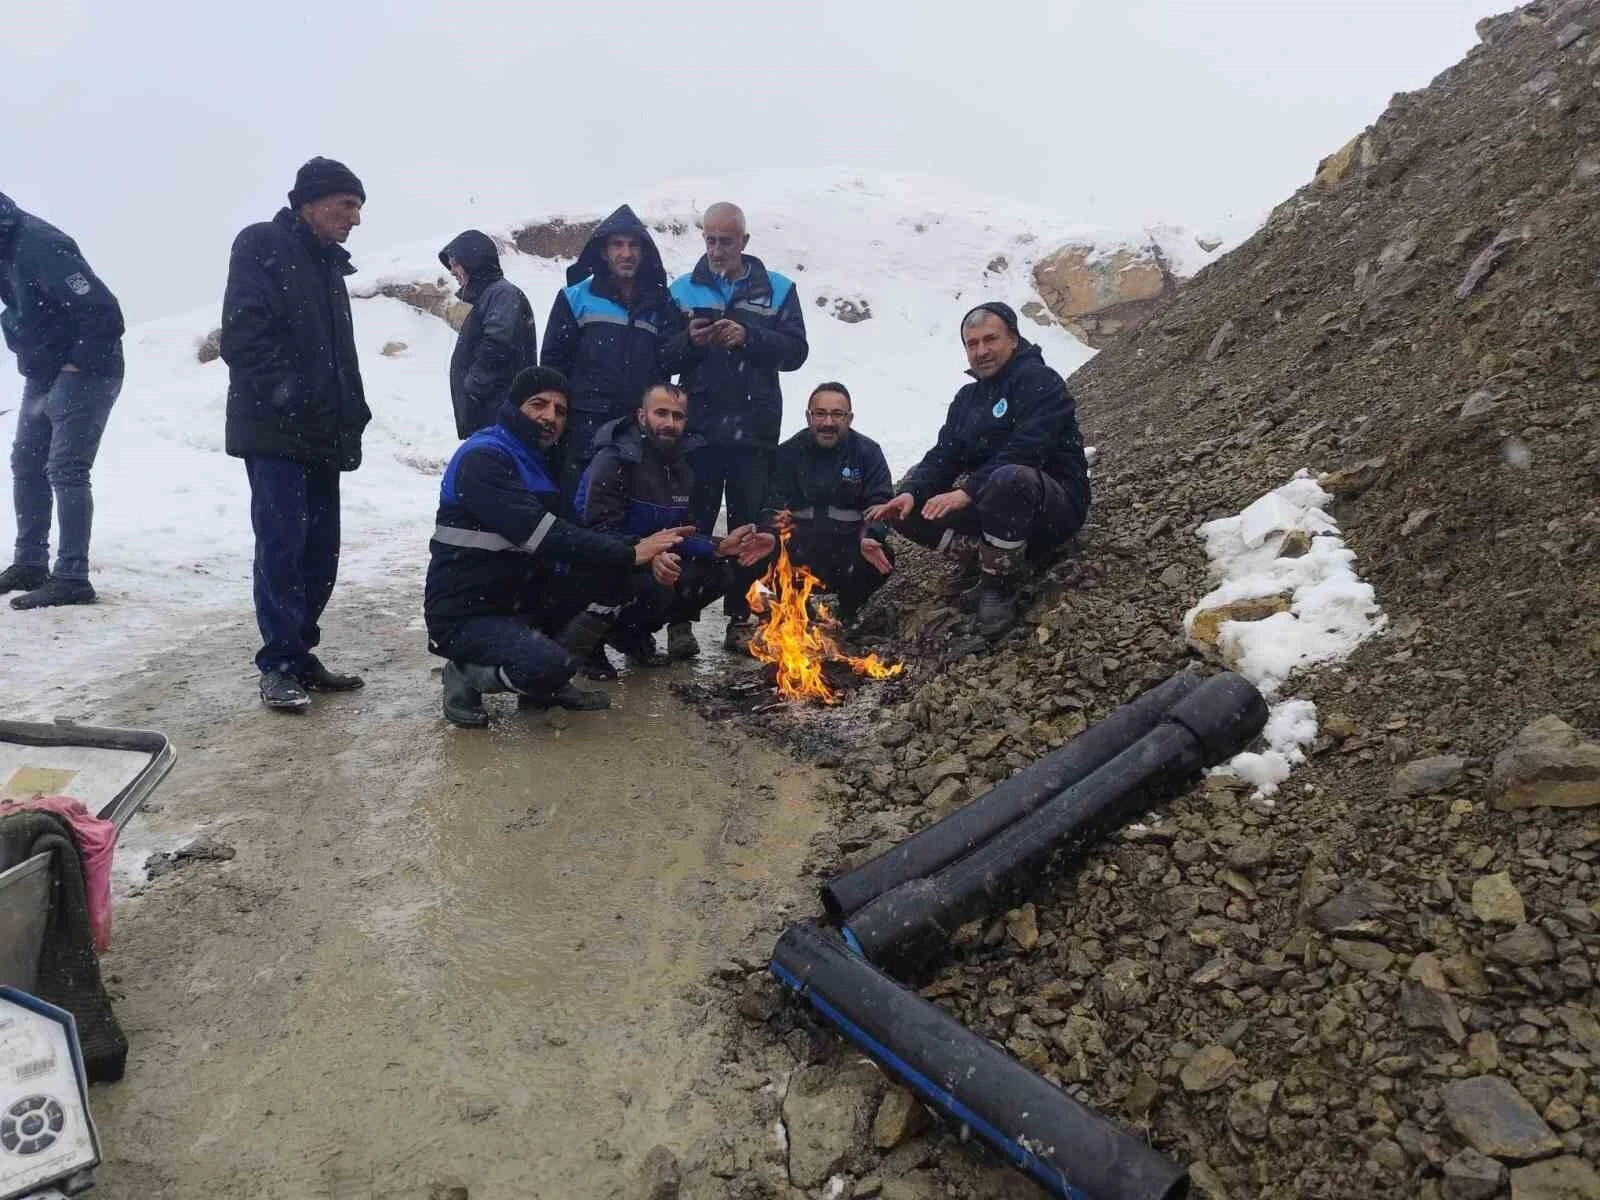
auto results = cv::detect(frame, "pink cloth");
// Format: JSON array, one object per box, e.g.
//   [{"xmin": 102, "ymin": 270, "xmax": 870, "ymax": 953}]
[{"xmin": 1, "ymin": 796, "xmax": 118, "ymax": 952}]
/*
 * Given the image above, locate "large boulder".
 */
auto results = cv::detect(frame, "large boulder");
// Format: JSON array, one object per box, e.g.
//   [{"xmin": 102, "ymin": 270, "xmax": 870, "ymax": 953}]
[
  {"xmin": 1490, "ymin": 716, "xmax": 1600, "ymax": 809},
  {"xmin": 1031, "ymin": 242, "xmax": 1174, "ymax": 347}
]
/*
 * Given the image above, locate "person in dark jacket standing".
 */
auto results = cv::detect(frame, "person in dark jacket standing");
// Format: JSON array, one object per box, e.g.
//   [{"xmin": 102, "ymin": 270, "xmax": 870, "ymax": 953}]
[
  {"xmin": 578, "ymin": 383, "xmax": 770, "ymax": 666},
  {"xmin": 665, "ymin": 202, "xmax": 808, "ymax": 650},
  {"xmin": 426, "ymin": 367, "xmax": 689, "ymax": 728},
  {"xmin": 868, "ymin": 303, "xmax": 1089, "ymax": 640},
  {"xmin": 541, "ymin": 205, "xmax": 682, "ymax": 511},
  {"xmin": 222, "ymin": 157, "xmax": 373, "ymax": 712},
  {"xmin": 760, "ymin": 382, "xmax": 895, "ymax": 625},
  {"xmin": 0, "ymin": 192, "xmax": 125, "ymax": 610},
  {"xmin": 439, "ymin": 230, "xmax": 537, "ymax": 439}
]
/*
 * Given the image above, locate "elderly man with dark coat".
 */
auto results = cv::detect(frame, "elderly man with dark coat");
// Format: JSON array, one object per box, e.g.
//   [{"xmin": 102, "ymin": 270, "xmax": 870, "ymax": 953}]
[
  {"xmin": 439, "ymin": 230, "xmax": 538, "ymax": 439},
  {"xmin": 222, "ymin": 156, "xmax": 373, "ymax": 712},
  {"xmin": 0, "ymin": 191, "xmax": 125, "ymax": 610}
]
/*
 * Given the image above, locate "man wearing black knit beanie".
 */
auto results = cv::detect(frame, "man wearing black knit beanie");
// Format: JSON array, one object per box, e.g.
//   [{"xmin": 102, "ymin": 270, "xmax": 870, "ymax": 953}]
[{"xmin": 221, "ymin": 157, "xmax": 373, "ymax": 711}]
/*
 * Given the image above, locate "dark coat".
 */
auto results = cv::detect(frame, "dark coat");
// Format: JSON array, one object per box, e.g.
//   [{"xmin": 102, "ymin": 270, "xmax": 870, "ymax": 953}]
[
  {"xmin": 441, "ymin": 230, "xmax": 538, "ymax": 439},
  {"xmin": 221, "ymin": 208, "xmax": 371, "ymax": 471},
  {"xmin": 539, "ymin": 206, "xmax": 682, "ymax": 420},
  {"xmin": 0, "ymin": 193, "xmax": 124, "ymax": 382},
  {"xmin": 899, "ymin": 341, "xmax": 1090, "ymax": 518},
  {"xmin": 763, "ymin": 428, "xmax": 895, "ymax": 541},
  {"xmin": 665, "ymin": 255, "xmax": 808, "ymax": 449},
  {"xmin": 425, "ymin": 399, "xmax": 635, "ymax": 636},
  {"xmin": 578, "ymin": 417, "xmax": 719, "ymax": 560}
]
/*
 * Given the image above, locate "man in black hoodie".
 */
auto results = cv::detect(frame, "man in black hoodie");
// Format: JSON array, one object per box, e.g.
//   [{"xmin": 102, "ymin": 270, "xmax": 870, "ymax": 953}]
[
  {"xmin": 867, "ymin": 303, "xmax": 1090, "ymax": 640},
  {"xmin": 0, "ymin": 191, "xmax": 125, "ymax": 610},
  {"xmin": 222, "ymin": 156, "xmax": 372, "ymax": 712},
  {"xmin": 540, "ymin": 205, "xmax": 682, "ymax": 510},
  {"xmin": 439, "ymin": 230, "xmax": 538, "ymax": 438}
]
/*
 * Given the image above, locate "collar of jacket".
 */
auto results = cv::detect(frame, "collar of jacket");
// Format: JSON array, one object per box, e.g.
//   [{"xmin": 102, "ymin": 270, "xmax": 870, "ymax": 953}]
[
  {"xmin": 274, "ymin": 208, "xmax": 356, "ymax": 277},
  {"xmin": 964, "ymin": 338, "xmax": 1041, "ymax": 385},
  {"xmin": 587, "ymin": 268, "xmax": 668, "ymax": 311},
  {"xmin": 595, "ymin": 415, "xmax": 704, "ymax": 464},
  {"xmin": 495, "ymin": 398, "xmax": 557, "ymax": 457},
  {"xmin": 690, "ymin": 253, "xmax": 769, "ymax": 300},
  {"xmin": 457, "ymin": 268, "xmax": 504, "ymax": 305}
]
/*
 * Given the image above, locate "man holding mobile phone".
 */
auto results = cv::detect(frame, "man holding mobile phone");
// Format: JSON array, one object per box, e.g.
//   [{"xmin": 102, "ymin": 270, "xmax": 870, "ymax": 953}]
[{"xmin": 665, "ymin": 202, "xmax": 808, "ymax": 652}]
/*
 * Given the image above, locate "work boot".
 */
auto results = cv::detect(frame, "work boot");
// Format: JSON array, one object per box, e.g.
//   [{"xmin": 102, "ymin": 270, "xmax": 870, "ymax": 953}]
[
  {"xmin": 974, "ymin": 540, "xmax": 1027, "ymax": 640},
  {"xmin": 557, "ymin": 608, "xmax": 615, "ymax": 662},
  {"xmin": 259, "ymin": 669, "xmax": 311, "ymax": 712},
  {"xmin": 298, "ymin": 653, "xmax": 365, "ymax": 692},
  {"xmin": 609, "ymin": 629, "xmax": 670, "ymax": 668},
  {"xmin": 579, "ymin": 643, "xmax": 620, "ymax": 681},
  {"xmin": 442, "ymin": 661, "xmax": 500, "ymax": 728},
  {"xmin": 517, "ymin": 682, "xmax": 612, "ymax": 712},
  {"xmin": 10, "ymin": 576, "xmax": 96, "ymax": 609},
  {"xmin": 723, "ymin": 616, "xmax": 755, "ymax": 653},
  {"xmin": 0, "ymin": 564, "xmax": 48, "ymax": 595},
  {"xmin": 666, "ymin": 622, "xmax": 700, "ymax": 660}
]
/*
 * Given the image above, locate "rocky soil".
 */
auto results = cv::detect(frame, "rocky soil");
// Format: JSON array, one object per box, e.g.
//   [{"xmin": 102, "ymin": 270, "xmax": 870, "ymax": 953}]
[{"xmin": 679, "ymin": 5, "xmax": 1600, "ymax": 1198}]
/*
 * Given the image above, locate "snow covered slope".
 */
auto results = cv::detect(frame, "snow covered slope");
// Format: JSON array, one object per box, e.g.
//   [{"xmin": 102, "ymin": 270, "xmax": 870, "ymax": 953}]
[{"xmin": 0, "ymin": 170, "xmax": 1231, "ymax": 714}]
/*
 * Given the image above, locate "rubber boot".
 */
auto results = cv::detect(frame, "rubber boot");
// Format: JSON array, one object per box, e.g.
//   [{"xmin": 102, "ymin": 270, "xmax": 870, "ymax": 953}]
[
  {"xmin": 557, "ymin": 608, "xmax": 614, "ymax": 662},
  {"xmin": 443, "ymin": 661, "xmax": 504, "ymax": 728},
  {"xmin": 666, "ymin": 622, "xmax": 700, "ymax": 660},
  {"xmin": 974, "ymin": 541, "xmax": 1026, "ymax": 640},
  {"xmin": 0, "ymin": 564, "xmax": 48, "ymax": 595}
]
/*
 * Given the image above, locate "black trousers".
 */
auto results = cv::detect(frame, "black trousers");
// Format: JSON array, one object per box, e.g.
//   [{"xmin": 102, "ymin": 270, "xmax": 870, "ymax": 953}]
[
  {"xmin": 688, "ymin": 444, "xmax": 773, "ymax": 619},
  {"xmin": 784, "ymin": 523, "xmax": 890, "ymax": 618},
  {"xmin": 894, "ymin": 465, "xmax": 1082, "ymax": 554},
  {"xmin": 614, "ymin": 558, "xmax": 729, "ymax": 638}
]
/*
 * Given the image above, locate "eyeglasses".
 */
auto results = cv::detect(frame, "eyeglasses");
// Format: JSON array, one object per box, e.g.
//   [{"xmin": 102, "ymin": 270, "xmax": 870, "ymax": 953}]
[{"xmin": 808, "ymin": 409, "xmax": 852, "ymax": 421}]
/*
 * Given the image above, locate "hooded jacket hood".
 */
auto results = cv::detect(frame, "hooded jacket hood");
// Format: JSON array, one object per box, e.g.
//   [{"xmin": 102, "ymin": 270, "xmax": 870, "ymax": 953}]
[
  {"xmin": 439, "ymin": 230, "xmax": 503, "ymax": 299},
  {"xmin": 566, "ymin": 205, "xmax": 668, "ymax": 294},
  {"xmin": 0, "ymin": 193, "xmax": 19, "ymax": 260}
]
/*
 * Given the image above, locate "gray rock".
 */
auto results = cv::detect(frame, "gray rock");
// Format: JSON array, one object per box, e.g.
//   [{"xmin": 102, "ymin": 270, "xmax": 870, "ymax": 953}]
[
  {"xmin": 1006, "ymin": 903, "xmax": 1040, "ymax": 951},
  {"xmin": 1443, "ymin": 1147, "xmax": 1506, "ymax": 1200},
  {"xmin": 1311, "ymin": 879, "xmax": 1402, "ymax": 937},
  {"xmin": 781, "ymin": 1062, "xmax": 883, "ymax": 1188},
  {"xmin": 1188, "ymin": 1162, "xmax": 1234, "ymax": 1199},
  {"xmin": 1492, "ymin": 924, "xmax": 1557, "ymax": 967},
  {"xmin": 1441, "ymin": 1075, "xmax": 1563, "ymax": 1162},
  {"xmin": 1491, "ymin": 716, "xmax": 1600, "ymax": 810},
  {"xmin": 1226, "ymin": 1079, "xmax": 1278, "ymax": 1140},
  {"xmin": 1472, "ymin": 872, "xmax": 1527, "ymax": 924},
  {"xmin": 627, "ymin": 1146, "xmax": 681, "ymax": 1200},
  {"xmin": 1391, "ymin": 755, "xmax": 1467, "ymax": 797},
  {"xmin": 1226, "ymin": 836, "xmax": 1275, "ymax": 871},
  {"xmin": 871, "ymin": 1087, "xmax": 929, "ymax": 1151},
  {"xmin": 924, "ymin": 776, "xmax": 967, "ymax": 813},
  {"xmin": 1556, "ymin": 1005, "xmax": 1600, "ymax": 1058},
  {"xmin": 1402, "ymin": 980, "xmax": 1467, "ymax": 1044},
  {"xmin": 1509, "ymin": 1155, "xmax": 1600, "ymax": 1198},
  {"xmin": 915, "ymin": 754, "xmax": 969, "ymax": 796},
  {"xmin": 1460, "ymin": 390, "xmax": 1500, "ymax": 420},
  {"xmin": 1180, "ymin": 1044, "xmax": 1237, "ymax": 1093},
  {"xmin": 1101, "ymin": 957, "xmax": 1149, "ymax": 1011},
  {"xmin": 1205, "ymin": 319, "xmax": 1238, "ymax": 362},
  {"xmin": 1158, "ymin": 564, "xmax": 1187, "ymax": 588},
  {"xmin": 197, "ymin": 327, "xmax": 223, "ymax": 364},
  {"xmin": 1555, "ymin": 22, "xmax": 1589, "ymax": 50},
  {"xmin": 737, "ymin": 973, "xmax": 784, "ymax": 1023},
  {"xmin": 1332, "ymin": 938, "xmax": 1396, "ymax": 973},
  {"xmin": 877, "ymin": 720, "xmax": 916, "ymax": 748}
]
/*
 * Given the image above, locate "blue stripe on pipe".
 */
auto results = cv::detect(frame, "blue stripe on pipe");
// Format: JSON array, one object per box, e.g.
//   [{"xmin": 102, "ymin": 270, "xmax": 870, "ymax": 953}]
[
  {"xmin": 840, "ymin": 926, "xmax": 863, "ymax": 955},
  {"xmin": 768, "ymin": 959, "xmax": 1090, "ymax": 1200}
]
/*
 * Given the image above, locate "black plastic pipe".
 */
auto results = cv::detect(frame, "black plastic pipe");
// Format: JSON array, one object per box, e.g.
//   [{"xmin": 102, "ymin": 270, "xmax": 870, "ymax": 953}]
[
  {"xmin": 771, "ymin": 922, "xmax": 1189, "ymax": 1200},
  {"xmin": 822, "ymin": 671, "xmax": 1205, "ymax": 920},
  {"xmin": 843, "ymin": 672, "xmax": 1267, "ymax": 978}
]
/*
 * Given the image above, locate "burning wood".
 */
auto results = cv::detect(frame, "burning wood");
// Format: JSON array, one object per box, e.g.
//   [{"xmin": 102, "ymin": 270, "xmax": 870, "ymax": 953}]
[{"xmin": 744, "ymin": 530, "xmax": 903, "ymax": 704}]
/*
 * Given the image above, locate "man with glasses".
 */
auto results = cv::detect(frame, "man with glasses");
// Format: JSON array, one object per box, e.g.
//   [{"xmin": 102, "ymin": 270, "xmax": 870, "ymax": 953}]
[
  {"xmin": 666, "ymin": 202, "xmax": 808, "ymax": 651},
  {"xmin": 759, "ymin": 381, "xmax": 894, "ymax": 626}
]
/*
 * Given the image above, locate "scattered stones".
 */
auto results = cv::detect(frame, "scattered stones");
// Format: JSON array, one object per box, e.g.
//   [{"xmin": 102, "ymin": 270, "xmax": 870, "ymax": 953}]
[
  {"xmin": 1490, "ymin": 716, "xmax": 1600, "ymax": 810},
  {"xmin": 1555, "ymin": 23, "xmax": 1589, "ymax": 50},
  {"xmin": 1225, "ymin": 1079, "xmax": 1278, "ymax": 1141},
  {"xmin": 781, "ymin": 1063, "xmax": 883, "ymax": 1189},
  {"xmin": 1205, "ymin": 319, "xmax": 1239, "ymax": 362},
  {"xmin": 1005, "ymin": 903, "xmax": 1040, "ymax": 951},
  {"xmin": 1491, "ymin": 924, "xmax": 1557, "ymax": 967},
  {"xmin": 1443, "ymin": 1147, "xmax": 1507, "ymax": 1200},
  {"xmin": 1472, "ymin": 872, "xmax": 1527, "ymax": 924},
  {"xmin": 1441, "ymin": 1075, "xmax": 1563, "ymax": 1162},
  {"xmin": 1100, "ymin": 957, "xmax": 1149, "ymax": 1011},
  {"xmin": 1410, "ymin": 952, "xmax": 1452, "ymax": 991},
  {"xmin": 1509, "ymin": 1156, "xmax": 1600, "ymax": 1199},
  {"xmin": 627, "ymin": 1147, "xmax": 681, "ymax": 1200},
  {"xmin": 1402, "ymin": 980, "xmax": 1467, "ymax": 1044},
  {"xmin": 871, "ymin": 1088, "xmax": 928, "ymax": 1151},
  {"xmin": 1180, "ymin": 1044, "xmax": 1237, "ymax": 1093},
  {"xmin": 1332, "ymin": 938, "xmax": 1396, "ymax": 973},
  {"xmin": 914, "ymin": 754, "xmax": 968, "ymax": 796},
  {"xmin": 1158, "ymin": 564, "xmax": 1187, "ymax": 588},
  {"xmin": 1391, "ymin": 754, "xmax": 1466, "ymax": 796},
  {"xmin": 1469, "ymin": 1031, "xmax": 1502, "ymax": 1072},
  {"xmin": 1556, "ymin": 1006, "xmax": 1600, "ymax": 1058}
]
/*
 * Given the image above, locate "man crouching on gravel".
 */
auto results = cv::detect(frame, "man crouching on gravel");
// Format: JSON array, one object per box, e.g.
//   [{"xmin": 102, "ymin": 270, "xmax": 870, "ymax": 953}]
[
  {"xmin": 866, "ymin": 303, "xmax": 1089, "ymax": 640},
  {"xmin": 424, "ymin": 366, "xmax": 689, "ymax": 728}
]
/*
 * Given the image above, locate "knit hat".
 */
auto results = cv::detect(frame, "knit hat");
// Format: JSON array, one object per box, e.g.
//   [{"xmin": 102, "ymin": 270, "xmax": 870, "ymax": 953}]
[
  {"xmin": 961, "ymin": 301, "xmax": 1020, "ymax": 338},
  {"xmin": 288, "ymin": 157, "xmax": 366, "ymax": 209},
  {"xmin": 508, "ymin": 366, "xmax": 572, "ymax": 405}
]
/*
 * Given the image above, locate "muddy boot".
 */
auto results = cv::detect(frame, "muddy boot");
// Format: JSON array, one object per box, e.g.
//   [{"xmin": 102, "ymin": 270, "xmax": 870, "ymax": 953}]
[
  {"xmin": 666, "ymin": 621, "xmax": 700, "ymax": 660},
  {"xmin": 722, "ymin": 616, "xmax": 755, "ymax": 653},
  {"xmin": 609, "ymin": 629, "xmax": 670, "ymax": 668},
  {"xmin": 518, "ymin": 682, "xmax": 611, "ymax": 711},
  {"xmin": 259, "ymin": 668, "xmax": 311, "ymax": 713},
  {"xmin": 557, "ymin": 607, "xmax": 614, "ymax": 661},
  {"xmin": 10, "ymin": 576, "xmax": 96, "ymax": 609},
  {"xmin": 298, "ymin": 652, "xmax": 364, "ymax": 692},
  {"xmin": 0, "ymin": 564, "xmax": 48, "ymax": 595},
  {"xmin": 939, "ymin": 533, "xmax": 984, "ymax": 602},
  {"xmin": 974, "ymin": 540, "xmax": 1028, "ymax": 639},
  {"xmin": 579, "ymin": 643, "xmax": 620, "ymax": 681},
  {"xmin": 442, "ymin": 661, "xmax": 502, "ymax": 728}
]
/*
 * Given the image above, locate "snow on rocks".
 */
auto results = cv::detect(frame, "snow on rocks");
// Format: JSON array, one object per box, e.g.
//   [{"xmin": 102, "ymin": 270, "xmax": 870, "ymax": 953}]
[{"xmin": 1183, "ymin": 470, "xmax": 1385, "ymax": 797}]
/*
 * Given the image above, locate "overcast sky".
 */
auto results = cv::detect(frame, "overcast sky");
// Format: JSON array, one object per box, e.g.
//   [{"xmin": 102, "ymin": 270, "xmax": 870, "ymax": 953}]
[{"xmin": 6, "ymin": 0, "xmax": 1489, "ymax": 320}]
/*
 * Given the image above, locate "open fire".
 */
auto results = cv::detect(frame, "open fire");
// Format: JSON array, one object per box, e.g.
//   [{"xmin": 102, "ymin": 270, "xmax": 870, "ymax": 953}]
[{"xmin": 744, "ymin": 530, "xmax": 903, "ymax": 704}]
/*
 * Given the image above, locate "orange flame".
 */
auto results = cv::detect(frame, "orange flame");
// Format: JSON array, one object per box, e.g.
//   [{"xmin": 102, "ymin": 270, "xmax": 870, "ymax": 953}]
[{"xmin": 745, "ymin": 529, "xmax": 903, "ymax": 704}]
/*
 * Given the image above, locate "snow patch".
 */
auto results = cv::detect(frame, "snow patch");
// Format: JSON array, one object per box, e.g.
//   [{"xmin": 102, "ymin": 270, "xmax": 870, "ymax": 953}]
[{"xmin": 1186, "ymin": 471, "xmax": 1385, "ymax": 798}]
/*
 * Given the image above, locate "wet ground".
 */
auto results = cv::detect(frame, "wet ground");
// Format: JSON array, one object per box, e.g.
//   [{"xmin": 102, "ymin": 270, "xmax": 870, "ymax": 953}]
[{"xmin": 74, "ymin": 586, "xmax": 824, "ymax": 1198}]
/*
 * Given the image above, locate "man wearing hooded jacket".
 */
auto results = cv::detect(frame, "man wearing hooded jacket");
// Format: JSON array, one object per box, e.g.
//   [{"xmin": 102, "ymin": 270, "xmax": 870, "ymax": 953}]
[
  {"xmin": 868, "ymin": 302, "xmax": 1089, "ymax": 640},
  {"xmin": 540, "ymin": 204, "xmax": 682, "ymax": 510},
  {"xmin": 440, "ymin": 231, "xmax": 538, "ymax": 439},
  {"xmin": 0, "ymin": 191, "xmax": 125, "ymax": 611}
]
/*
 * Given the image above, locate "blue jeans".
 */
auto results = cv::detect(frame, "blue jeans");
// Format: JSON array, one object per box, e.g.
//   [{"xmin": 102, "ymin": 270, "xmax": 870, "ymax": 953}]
[
  {"xmin": 245, "ymin": 456, "xmax": 342, "ymax": 675},
  {"xmin": 10, "ymin": 371, "xmax": 122, "ymax": 580},
  {"xmin": 432, "ymin": 615, "xmax": 577, "ymax": 696}
]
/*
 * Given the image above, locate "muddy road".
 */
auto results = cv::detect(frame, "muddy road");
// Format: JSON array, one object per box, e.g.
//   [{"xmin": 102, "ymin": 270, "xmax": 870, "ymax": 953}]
[{"xmin": 77, "ymin": 586, "xmax": 824, "ymax": 1198}]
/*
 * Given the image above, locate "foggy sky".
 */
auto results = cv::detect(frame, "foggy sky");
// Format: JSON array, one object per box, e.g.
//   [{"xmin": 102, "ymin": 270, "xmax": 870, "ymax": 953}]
[{"xmin": 5, "ymin": 0, "xmax": 1489, "ymax": 320}]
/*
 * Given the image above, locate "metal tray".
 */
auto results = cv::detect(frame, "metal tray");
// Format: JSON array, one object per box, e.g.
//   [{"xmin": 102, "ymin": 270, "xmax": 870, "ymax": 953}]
[{"xmin": 0, "ymin": 721, "xmax": 176, "ymax": 990}]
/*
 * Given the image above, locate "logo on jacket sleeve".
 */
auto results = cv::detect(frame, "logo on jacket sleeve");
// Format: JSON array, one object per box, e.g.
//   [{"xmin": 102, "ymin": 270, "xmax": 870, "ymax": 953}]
[
  {"xmin": 65, "ymin": 273, "xmax": 91, "ymax": 296},
  {"xmin": 992, "ymin": 397, "xmax": 1009, "ymax": 419}
]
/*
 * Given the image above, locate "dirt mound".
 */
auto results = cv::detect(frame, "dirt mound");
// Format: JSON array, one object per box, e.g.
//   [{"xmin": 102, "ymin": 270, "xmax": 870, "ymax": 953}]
[{"xmin": 707, "ymin": 5, "xmax": 1600, "ymax": 1198}]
